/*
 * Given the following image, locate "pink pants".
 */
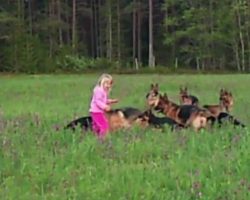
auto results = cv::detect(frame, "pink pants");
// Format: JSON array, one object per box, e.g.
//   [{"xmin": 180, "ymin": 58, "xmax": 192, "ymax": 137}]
[{"xmin": 90, "ymin": 112, "xmax": 109, "ymax": 138}]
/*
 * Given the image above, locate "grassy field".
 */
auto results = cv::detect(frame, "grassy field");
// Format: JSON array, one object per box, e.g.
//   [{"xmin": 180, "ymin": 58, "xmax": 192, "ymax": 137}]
[{"xmin": 0, "ymin": 74, "xmax": 249, "ymax": 200}]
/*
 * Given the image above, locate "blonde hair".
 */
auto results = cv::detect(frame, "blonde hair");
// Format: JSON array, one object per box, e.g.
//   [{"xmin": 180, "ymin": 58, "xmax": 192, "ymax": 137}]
[{"xmin": 97, "ymin": 73, "xmax": 113, "ymax": 88}]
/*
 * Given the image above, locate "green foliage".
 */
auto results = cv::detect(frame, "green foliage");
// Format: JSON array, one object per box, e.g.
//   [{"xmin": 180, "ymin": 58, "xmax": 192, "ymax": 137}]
[
  {"xmin": 3, "ymin": 33, "xmax": 51, "ymax": 73},
  {"xmin": 0, "ymin": 0, "xmax": 250, "ymax": 72},
  {"xmin": 163, "ymin": 0, "xmax": 250, "ymax": 70},
  {"xmin": 57, "ymin": 55, "xmax": 119, "ymax": 72}
]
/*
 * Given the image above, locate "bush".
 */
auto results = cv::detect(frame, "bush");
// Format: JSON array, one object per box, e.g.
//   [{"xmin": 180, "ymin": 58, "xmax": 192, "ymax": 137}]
[{"xmin": 57, "ymin": 55, "xmax": 119, "ymax": 72}]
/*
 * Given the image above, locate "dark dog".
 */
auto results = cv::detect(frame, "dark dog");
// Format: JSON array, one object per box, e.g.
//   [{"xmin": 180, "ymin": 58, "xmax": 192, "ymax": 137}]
[
  {"xmin": 137, "ymin": 109, "xmax": 185, "ymax": 131},
  {"xmin": 215, "ymin": 112, "xmax": 245, "ymax": 128},
  {"xmin": 206, "ymin": 112, "xmax": 246, "ymax": 129}
]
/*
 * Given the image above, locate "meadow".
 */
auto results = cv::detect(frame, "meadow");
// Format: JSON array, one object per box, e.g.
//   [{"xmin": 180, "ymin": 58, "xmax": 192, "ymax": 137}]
[{"xmin": 0, "ymin": 74, "xmax": 249, "ymax": 200}]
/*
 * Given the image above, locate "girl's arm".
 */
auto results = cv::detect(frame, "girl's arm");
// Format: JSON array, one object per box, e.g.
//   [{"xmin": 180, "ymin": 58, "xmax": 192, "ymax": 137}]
[{"xmin": 107, "ymin": 98, "xmax": 119, "ymax": 104}]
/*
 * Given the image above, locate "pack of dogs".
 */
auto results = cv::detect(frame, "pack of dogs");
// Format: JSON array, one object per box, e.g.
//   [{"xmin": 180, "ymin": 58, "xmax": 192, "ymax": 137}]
[{"xmin": 65, "ymin": 83, "xmax": 246, "ymax": 133}]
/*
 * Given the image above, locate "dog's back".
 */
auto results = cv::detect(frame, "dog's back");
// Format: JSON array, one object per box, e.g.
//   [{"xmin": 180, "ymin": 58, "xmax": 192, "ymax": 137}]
[
  {"xmin": 177, "ymin": 105, "xmax": 210, "ymax": 131},
  {"xmin": 177, "ymin": 105, "xmax": 198, "ymax": 124},
  {"xmin": 65, "ymin": 116, "xmax": 92, "ymax": 131},
  {"xmin": 119, "ymin": 107, "xmax": 142, "ymax": 121}
]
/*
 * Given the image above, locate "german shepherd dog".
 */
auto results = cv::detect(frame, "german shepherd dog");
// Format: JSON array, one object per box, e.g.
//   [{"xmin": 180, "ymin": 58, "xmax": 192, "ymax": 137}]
[
  {"xmin": 147, "ymin": 92, "xmax": 211, "ymax": 131},
  {"xmin": 179, "ymin": 86, "xmax": 199, "ymax": 106},
  {"xmin": 146, "ymin": 83, "xmax": 160, "ymax": 108},
  {"xmin": 203, "ymin": 89, "xmax": 234, "ymax": 118},
  {"xmin": 65, "ymin": 107, "xmax": 145, "ymax": 132},
  {"xmin": 203, "ymin": 89, "xmax": 245, "ymax": 128},
  {"xmin": 137, "ymin": 109, "xmax": 185, "ymax": 131}
]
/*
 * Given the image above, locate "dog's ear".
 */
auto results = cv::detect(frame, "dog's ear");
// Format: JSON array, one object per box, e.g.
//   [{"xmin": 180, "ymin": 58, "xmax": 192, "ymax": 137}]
[
  {"xmin": 163, "ymin": 93, "xmax": 168, "ymax": 100},
  {"xmin": 184, "ymin": 86, "xmax": 187, "ymax": 92},
  {"xmin": 229, "ymin": 92, "xmax": 232, "ymax": 96},
  {"xmin": 220, "ymin": 88, "xmax": 224, "ymax": 95},
  {"xmin": 142, "ymin": 110, "xmax": 150, "ymax": 116},
  {"xmin": 155, "ymin": 83, "xmax": 159, "ymax": 89},
  {"xmin": 137, "ymin": 111, "xmax": 149, "ymax": 121},
  {"xmin": 150, "ymin": 83, "xmax": 154, "ymax": 89},
  {"xmin": 117, "ymin": 111, "xmax": 125, "ymax": 118},
  {"xmin": 145, "ymin": 109, "xmax": 152, "ymax": 115}
]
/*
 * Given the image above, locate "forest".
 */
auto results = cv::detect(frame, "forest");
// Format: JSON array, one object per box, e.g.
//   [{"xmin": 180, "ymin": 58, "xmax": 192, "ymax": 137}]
[{"xmin": 0, "ymin": 0, "xmax": 250, "ymax": 73}]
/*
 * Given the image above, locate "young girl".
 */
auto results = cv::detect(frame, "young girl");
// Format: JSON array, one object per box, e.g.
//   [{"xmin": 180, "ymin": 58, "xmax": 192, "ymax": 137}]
[{"xmin": 89, "ymin": 74, "xmax": 118, "ymax": 139}]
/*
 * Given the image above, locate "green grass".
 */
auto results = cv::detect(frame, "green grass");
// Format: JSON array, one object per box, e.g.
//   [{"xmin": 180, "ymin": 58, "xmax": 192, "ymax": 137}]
[{"xmin": 0, "ymin": 74, "xmax": 249, "ymax": 200}]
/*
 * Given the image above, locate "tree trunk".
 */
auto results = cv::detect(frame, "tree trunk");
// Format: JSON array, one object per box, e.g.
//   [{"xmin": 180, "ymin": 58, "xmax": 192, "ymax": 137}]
[
  {"xmin": 245, "ymin": 0, "xmax": 250, "ymax": 71},
  {"xmin": 65, "ymin": 0, "xmax": 71, "ymax": 45},
  {"xmin": 196, "ymin": 57, "xmax": 200, "ymax": 71},
  {"xmin": 94, "ymin": 0, "xmax": 99, "ymax": 57},
  {"xmin": 236, "ymin": 1, "xmax": 245, "ymax": 71},
  {"xmin": 234, "ymin": 40, "xmax": 241, "ymax": 71},
  {"xmin": 133, "ymin": 0, "xmax": 137, "ymax": 62},
  {"xmin": 28, "ymin": 0, "xmax": 32, "ymax": 35},
  {"xmin": 57, "ymin": 0, "xmax": 63, "ymax": 47},
  {"xmin": 148, "ymin": 0, "xmax": 154, "ymax": 68},
  {"xmin": 49, "ymin": 0, "xmax": 53, "ymax": 58},
  {"xmin": 72, "ymin": 0, "xmax": 76, "ymax": 53},
  {"xmin": 106, "ymin": 0, "xmax": 112, "ymax": 60},
  {"xmin": 97, "ymin": 0, "xmax": 103, "ymax": 57},
  {"xmin": 209, "ymin": 0, "xmax": 214, "ymax": 69},
  {"xmin": 90, "ymin": 0, "xmax": 95, "ymax": 57},
  {"xmin": 117, "ymin": 0, "xmax": 121, "ymax": 67},
  {"xmin": 137, "ymin": 0, "xmax": 141, "ymax": 67}
]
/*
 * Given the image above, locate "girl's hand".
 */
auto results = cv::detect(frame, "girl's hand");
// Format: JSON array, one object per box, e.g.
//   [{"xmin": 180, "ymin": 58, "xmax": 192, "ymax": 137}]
[
  {"xmin": 111, "ymin": 99, "xmax": 119, "ymax": 103},
  {"xmin": 105, "ymin": 105, "xmax": 111, "ymax": 112}
]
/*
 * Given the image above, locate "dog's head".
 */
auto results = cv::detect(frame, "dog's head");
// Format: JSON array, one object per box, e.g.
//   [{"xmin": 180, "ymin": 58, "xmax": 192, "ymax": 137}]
[
  {"xmin": 154, "ymin": 93, "xmax": 170, "ymax": 112},
  {"xmin": 220, "ymin": 89, "xmax": 234, "ymax": 112},
  {"xmin": 133, "ymin": 111, "xmax": 150, "ymax": 128},
  {"xmin": 179, "ymin": 86, "xmax": 194, "ymax": 105},
  {"xmin": 146, "ymin": 83, "xmax": 160, "ymax": 108}
]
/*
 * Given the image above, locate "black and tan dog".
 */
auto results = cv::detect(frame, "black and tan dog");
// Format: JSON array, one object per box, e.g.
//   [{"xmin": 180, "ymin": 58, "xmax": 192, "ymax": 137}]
[
  {"xmin": 65, "ymin": 107, "xmax": 145, "ymax": 132},
  {"xmin": 137, "ymin": 109, "xmax": 185, "ymax": 131},
  {"xmin": 147, "ymin": 92, "xmax": 211, "ymax": 131},
  {"xmin": 203, "ymin": 89, "xmax": 234, "ymax": 118},
  {"xmin": 179, "ymin": 86, "xmax": 199, "ymax": 106},
  {"xmin": 201, "ymin": 89, "xmax": 245, "ymax": 128}
]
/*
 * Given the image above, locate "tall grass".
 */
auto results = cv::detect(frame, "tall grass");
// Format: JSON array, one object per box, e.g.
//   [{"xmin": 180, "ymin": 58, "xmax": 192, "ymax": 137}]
[{"xmin": 0, "ymin": 74, "xmax": 249, "ymax": 199}]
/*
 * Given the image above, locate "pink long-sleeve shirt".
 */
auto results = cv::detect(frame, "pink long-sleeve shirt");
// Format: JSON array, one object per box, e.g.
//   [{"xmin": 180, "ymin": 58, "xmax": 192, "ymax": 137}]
[{"xmin": 89, "ymin": 86, "xmax": 108, "ymax": 113}]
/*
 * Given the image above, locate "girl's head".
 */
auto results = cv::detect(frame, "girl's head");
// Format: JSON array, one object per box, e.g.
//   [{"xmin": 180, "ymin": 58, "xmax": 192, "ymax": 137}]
[{"xmin": 97, "ymin": 73, "xmax": 113, "ymax": 92}]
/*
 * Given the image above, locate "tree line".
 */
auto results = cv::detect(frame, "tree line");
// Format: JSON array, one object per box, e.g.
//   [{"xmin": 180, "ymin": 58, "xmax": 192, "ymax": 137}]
[{"xmin": 0, "ymin": 0, "xmax": 249, "ymax": 73}]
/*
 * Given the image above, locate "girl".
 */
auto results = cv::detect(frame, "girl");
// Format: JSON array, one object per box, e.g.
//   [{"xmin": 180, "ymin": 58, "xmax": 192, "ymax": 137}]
[{"xmin": 89, "ymin": 74, "xmax": 118, "ymax": 139}]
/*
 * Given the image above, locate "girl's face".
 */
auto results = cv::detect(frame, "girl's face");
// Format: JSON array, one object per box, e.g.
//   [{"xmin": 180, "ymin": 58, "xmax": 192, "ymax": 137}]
[{"xmin": 103, "ymin": 79, "xmax": 113, "ymax": 92}]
